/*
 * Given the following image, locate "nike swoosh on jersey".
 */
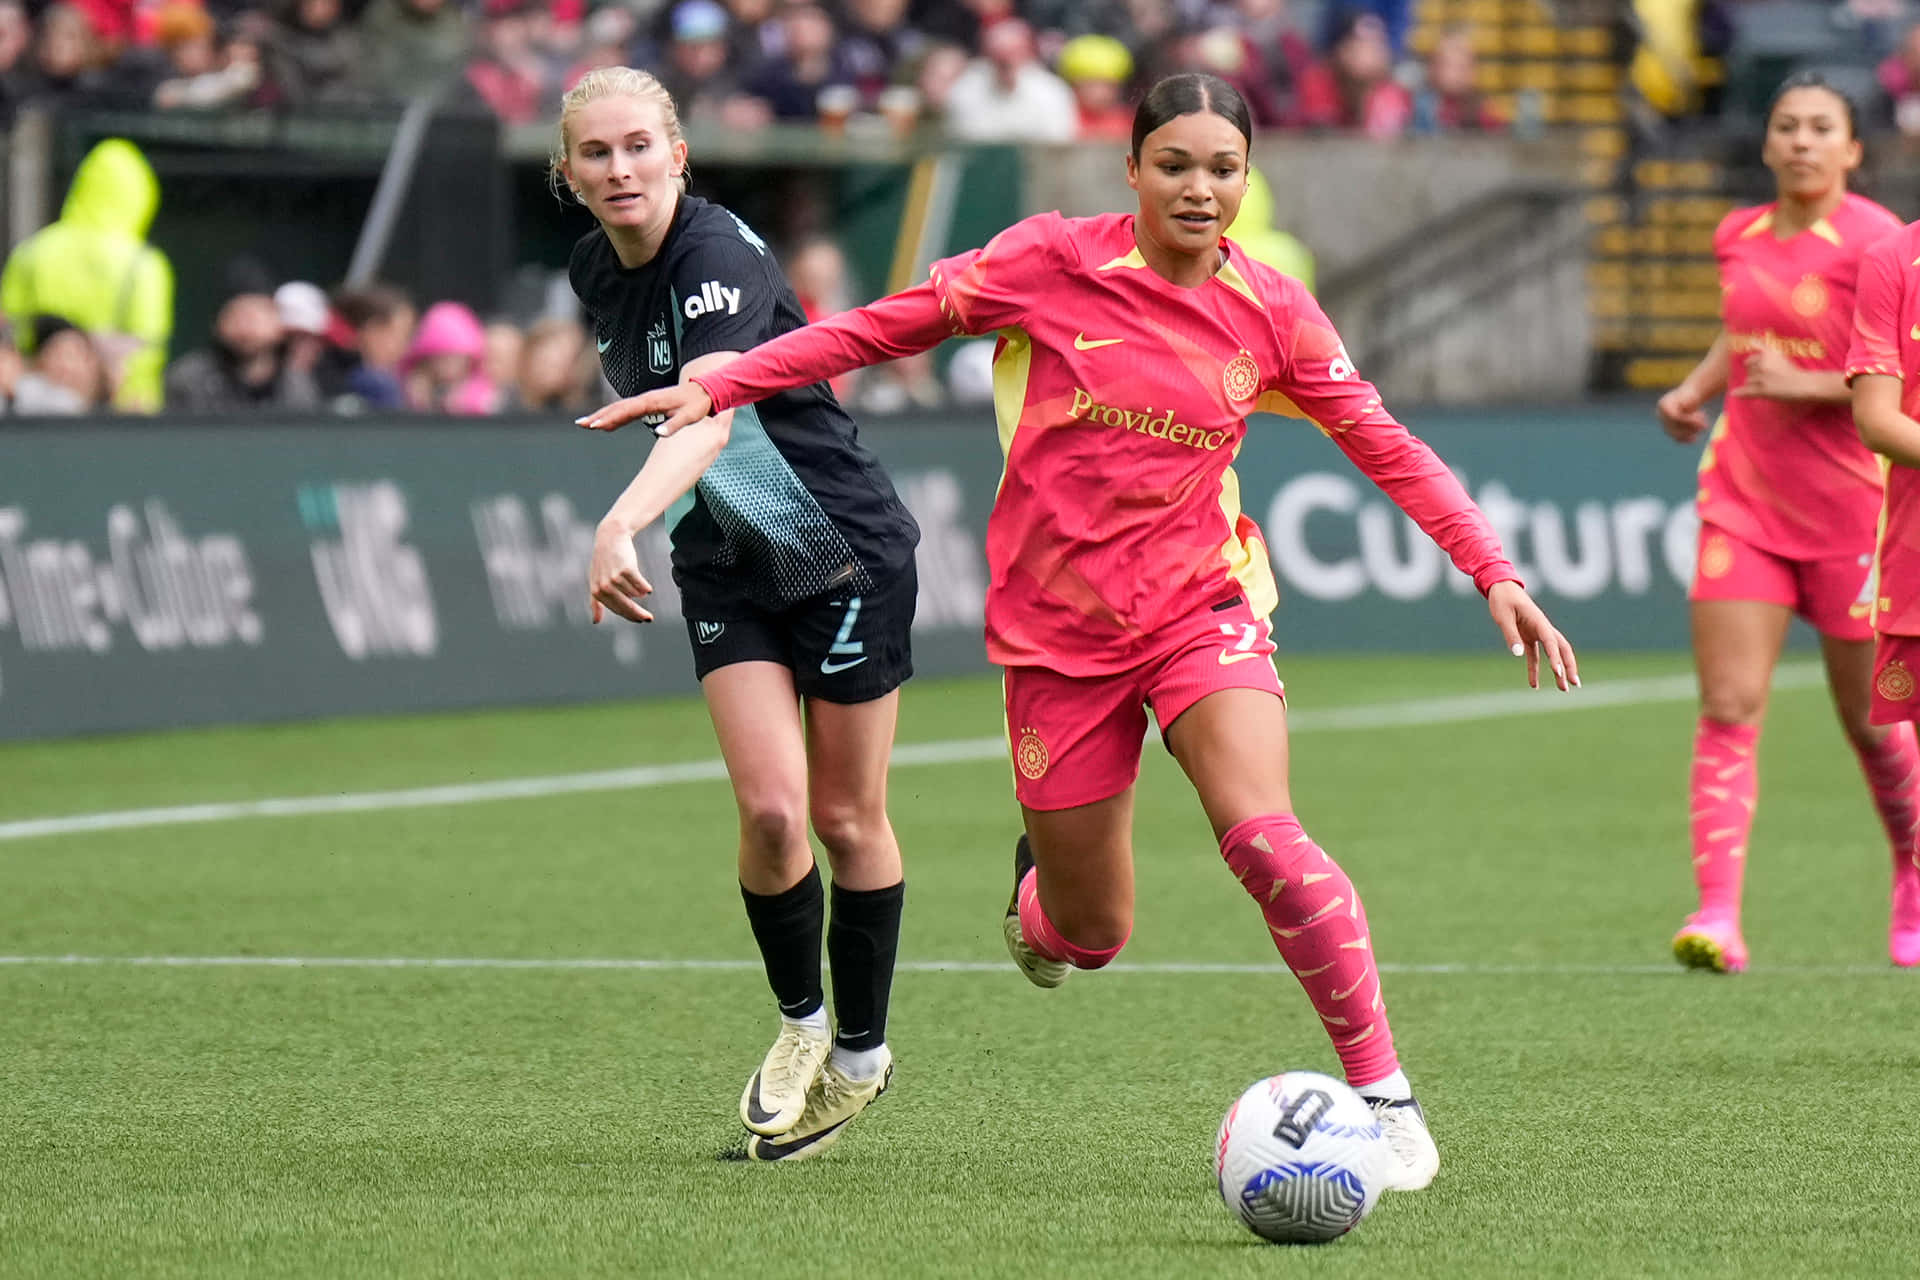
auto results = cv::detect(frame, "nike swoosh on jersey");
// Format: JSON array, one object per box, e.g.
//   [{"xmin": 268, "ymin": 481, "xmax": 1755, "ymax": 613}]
[
  {"xmin": 1073, "ymin": 333, "xmax": 1124, "ymax": 350},
  {"xmin": 1218, "ymin": 650, "xmax": 1267, "ymax": 665},
  {"xmin": 596, "ymin": 335, "xmax": 613, "ymax": 353},
  {"xmin": 820, "ymin": 655, "xmax": 869, "ymax": 675}
]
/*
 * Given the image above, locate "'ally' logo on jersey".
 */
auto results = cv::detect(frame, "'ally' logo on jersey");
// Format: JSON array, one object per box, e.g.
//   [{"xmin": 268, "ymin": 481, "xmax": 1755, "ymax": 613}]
[
  {"xmin": 683, "ymin": 281, "xmax": 742, "ymax": 320},
  {"xmin": 647, "ymin": 317, "xmax": 673, "ymax": 374}
]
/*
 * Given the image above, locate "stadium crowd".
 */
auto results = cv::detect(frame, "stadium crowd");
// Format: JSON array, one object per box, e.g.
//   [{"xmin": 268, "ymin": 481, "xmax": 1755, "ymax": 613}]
[
  {"xmin": 3, "ymin": 0, "xmax": 1916, "ymax": 415},
  {"xmin": 0, "ymin": 1, "xmax": 1500, "ymax": 141}
]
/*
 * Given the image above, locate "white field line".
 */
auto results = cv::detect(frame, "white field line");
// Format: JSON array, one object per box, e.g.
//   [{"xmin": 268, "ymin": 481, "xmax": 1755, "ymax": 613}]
[
  {"xmin": 0, "ymin": 953, "xmax": 1900, "ymax": 978},
  {"xmin": 0, "ymin": 664, "xmax": 1822, "ymax": 846}
]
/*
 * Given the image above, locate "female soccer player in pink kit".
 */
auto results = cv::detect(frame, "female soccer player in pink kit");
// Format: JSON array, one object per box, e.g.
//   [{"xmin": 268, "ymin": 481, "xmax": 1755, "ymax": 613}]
[
  {"xmin": 1655, "ymin": 73, "xmax": 1920, "ymax": 973},
  {"xmin": 584, "ymin": 73, "xmax": 1578, "ymax": 1188},
  {"xmin": 1846, "ymin": 217, "xmax": 1920, "ymax": 969}
]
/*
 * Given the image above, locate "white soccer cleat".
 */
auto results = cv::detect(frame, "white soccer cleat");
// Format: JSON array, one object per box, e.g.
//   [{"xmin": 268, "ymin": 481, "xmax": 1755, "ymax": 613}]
[
  {"xmin": 1366, "ymin": 1095, "xmax": 1440, "ymax": 1191},
  {"xmin": 739, "ymin": 1021, "xmax": 832, "ymax": 1136},
  {"xmin": 746, "ymin": 1049, "xmax": 893, "ymax": 1163}
]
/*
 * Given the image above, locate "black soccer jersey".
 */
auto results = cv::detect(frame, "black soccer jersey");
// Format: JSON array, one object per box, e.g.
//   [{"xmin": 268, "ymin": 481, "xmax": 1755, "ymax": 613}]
[{"xmin": 570, "ymin": 195, "xmax": 919, "ymax": 614}]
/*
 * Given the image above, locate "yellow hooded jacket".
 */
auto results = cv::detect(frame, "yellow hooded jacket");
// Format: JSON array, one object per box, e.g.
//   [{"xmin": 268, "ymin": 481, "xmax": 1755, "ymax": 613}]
[
  {"xmin": 1225, "ymin": 167, "xmax": 1317, "ymax": 294},
  {"xmin": 1, "ymin": 139, "xmax": 174, "ymax": 411}
]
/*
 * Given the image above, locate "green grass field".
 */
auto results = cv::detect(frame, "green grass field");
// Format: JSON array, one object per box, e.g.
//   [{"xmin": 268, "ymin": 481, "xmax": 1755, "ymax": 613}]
[{"xmin": 4, "ymin": 652, "xmax": 1917, "ymax": 1278}]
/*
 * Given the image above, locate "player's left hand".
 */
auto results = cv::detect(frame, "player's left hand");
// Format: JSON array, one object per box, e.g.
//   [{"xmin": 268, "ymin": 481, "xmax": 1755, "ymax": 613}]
[
  {"xmin": 577, "ymin": 383, "xmax": 714, "ymax": 436},
  {"xmin": 589, "ymin": 521, "xmax": 654, "ymax": 624},
  {"xmin": 1730, "ymin": 348, "xmax": 1804, "ymax": 401},
  {"xmin": 1486, "ymin": 580, "xmax": 1579, "ymax": 691}
]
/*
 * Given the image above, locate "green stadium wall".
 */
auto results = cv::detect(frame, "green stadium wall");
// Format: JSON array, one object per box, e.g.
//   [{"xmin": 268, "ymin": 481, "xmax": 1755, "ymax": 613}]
[{"xmin": 0, "ymin": 401, "xmax": 1706, "ymax": 739}]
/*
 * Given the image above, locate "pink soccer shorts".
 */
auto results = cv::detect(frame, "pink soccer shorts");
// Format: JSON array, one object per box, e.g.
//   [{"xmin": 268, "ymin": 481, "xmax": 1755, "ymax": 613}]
[
  {"xmin": 1689, "ymin": 520, "xmax": 1874, "ymax": 642},
  {"xmin": 1002, "ymin": 596, "xmax": 1285, "ymax": 812},
  {"xmin": 1871, "ymin": 633, "xmax": 1920, "ymax": 725}
]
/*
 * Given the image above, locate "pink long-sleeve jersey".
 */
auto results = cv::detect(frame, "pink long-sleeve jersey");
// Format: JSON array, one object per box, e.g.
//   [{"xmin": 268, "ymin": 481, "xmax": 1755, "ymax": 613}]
[{"xmin": 697, "ymin": 211, "xmax": 1518, "ymax": 675}]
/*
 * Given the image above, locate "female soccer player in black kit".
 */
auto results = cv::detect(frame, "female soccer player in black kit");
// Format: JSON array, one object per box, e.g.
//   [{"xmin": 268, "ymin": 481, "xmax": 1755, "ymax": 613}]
[{"xmin": 560, "ymin": 67, "xmax": 918, "ymax": 1162}]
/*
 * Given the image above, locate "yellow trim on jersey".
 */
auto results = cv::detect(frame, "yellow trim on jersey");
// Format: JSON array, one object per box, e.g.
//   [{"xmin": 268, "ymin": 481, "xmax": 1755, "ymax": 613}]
[
  {"xmin": 1215, "ymin": 259, "xmax": 1266, "ymax": 310},
  {"xmin": 1697, "ymin": 412, "xmax": 1728, "ymax": 475},
  {"xmin": 1738, "ymin": 211, "xmax": 1774, "ymax": 239},
  {"xmin": 992, "ymin": 326, "xmax": 1036, "ymax": 478},
  {"xmin": 1811, "ymin": 217, "xmax": 1843, "ymax": 246},
  {"xmin": 1097, "ymin": 248, "xmax": 1148, "ymax": 272},
  {"xmin": 1215, "ymin": 449, "xmax": 1280, "ymax": 619}
]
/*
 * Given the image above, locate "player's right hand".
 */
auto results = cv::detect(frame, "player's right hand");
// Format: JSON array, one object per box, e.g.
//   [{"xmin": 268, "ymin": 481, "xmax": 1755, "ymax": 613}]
[
  {"xmin": 577, "ymin": 383, "xmax": 714, "ymax": 437},
  {"xmin": 1656, "ymin": 388, "xmax": 1709, "ymax": 444},
  {"xmin": 589, "ymin": 521, "xmax": 654, "ymax": 624}
]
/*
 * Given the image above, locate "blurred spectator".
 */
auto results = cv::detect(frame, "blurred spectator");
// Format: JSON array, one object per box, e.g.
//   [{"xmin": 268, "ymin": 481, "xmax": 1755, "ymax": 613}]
[
  {"xmin": 19, "ymin": 3, "xmax": 114, "ymax": 110},
  {"xmin": 913, "ymin": 41, "xmax": 970, "ymax": 121},
  {"xmin": 945, "ymin": 18, "xmax": 1077, "ymax": 141},
  {"xmin": 1629, "ymin": 0, "xmax": 1710, "ymax": 121},
  {"xmin": 274, "ymin": 280, "xmax": 332, "ymax": 380},
  {"xmin": 166, "ymin": 260, "xmax": 321, "ymax": 411},
  {"xmin": 563, "ymin": 5, "xmax": 637, "ymax": 90},
  {"xmin": 1224, "ymin": 167, "xmax": 1314, "ymax": 291},
  {"xmin": 743, "ymin": 3, "xmax": 853, "ymax": 120},
  {"xmin": 720, "ymin": 0, "xmax": 777, "ymax": 77},
  {"xmin": 1317, "ymin": 0, "xmax": 1411, "ymax": 63},
  {"xmin": 785, "ymin": 235, "xmax": 857, "ymax": 399},
  {"xmin": 0, "ymin": 137, "xmax": 173, "ymax": 413},
  {"xmin": 467, "ymin": 0, "xmax": 555, "ymax": 125},
  {"xmin": 1227, "ymin": 0, "xmax": 1312, "ymax": 120},
  {"xmin": 1164, "ymin": 25, "xmax": 1287, "ymax": 126},
  {"xmin": 514, "ymin": 315, "xmax": 591, "ymax": 412},
  {"xmin": 483, "ymin": 318, "xmax": 523, "ymax": 404},
  {"xmin": 659, "ymin": 0, "xmax": 768, "ymax": 128},
  {"xmin": 329, "ymin": 283, "xmax": 414, "ymax": 410},
  {"xmin": 841, "ymin": 0, "xmax": 926, "ymax": 109},
  {"xmin": 267, "ymin": 0, "xmax": 365, "ymax": 108},
  {"xmin": 1411, "ymin": 26, "xmax": 1503, "ymax": 134},
  {"xmin": 1057, "ymin": 33, "xmax": 1135, "ymax": 140},
  {"xmin": 1294, "ymin": 11, "xmax": 1411, "ymax": 137},
  {"xmin": 0, "ymin": 1, "xmax": 34, "ymax": 125},
  {"xmin": 359, "ymin": 0, "xmax": 472, "ymax": 102},
  {"xmin": 152, "ymin": 9, "xmax": 265, "ymax": 110},
  {"xmin": 401, "ymin": 300, "xmax": 499, "ymax": 415},
  {"xmin": 10, "ymin": 317, "xmax": 112, "ymax": 414},
  {"xmin": 910, "ymin": 0, "xmax": 1017, "ymax": 52},
  {"xmin": 1880, "ymin": 21, "xmax": 1920, "ymax": 136}
]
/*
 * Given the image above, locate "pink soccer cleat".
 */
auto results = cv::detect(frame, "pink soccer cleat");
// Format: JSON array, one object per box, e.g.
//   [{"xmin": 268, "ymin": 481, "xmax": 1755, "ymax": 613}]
[
  {"xmin": 1672, "ymin": 913, "xmax": 1749, "ymax": 974},
  {"xmin": 1891, "ymin": 856, "xmax": 1920, "ymax": 968}
]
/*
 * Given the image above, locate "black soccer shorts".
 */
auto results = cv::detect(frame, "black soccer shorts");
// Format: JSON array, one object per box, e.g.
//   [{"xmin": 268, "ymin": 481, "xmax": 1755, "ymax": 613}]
[{"xmin": 685, "ymin": 561, "xmax": 916, "ymax": 703}]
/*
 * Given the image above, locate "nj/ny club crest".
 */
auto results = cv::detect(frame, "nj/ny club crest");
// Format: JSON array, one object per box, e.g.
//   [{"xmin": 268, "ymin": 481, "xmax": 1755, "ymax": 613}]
[{"xmin": 647, "ymin": 316, "xmax": 673, "ymax": 375}]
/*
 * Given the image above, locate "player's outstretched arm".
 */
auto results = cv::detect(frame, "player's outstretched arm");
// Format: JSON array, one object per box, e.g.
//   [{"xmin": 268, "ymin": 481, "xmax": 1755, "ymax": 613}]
[
  {"xmin": 579, "ymin": 281, "xmax": 954, "ymax": 436},
  {"xmin": 1486, "ymin": 581, "xmax": 1579, "ymax": 691}
]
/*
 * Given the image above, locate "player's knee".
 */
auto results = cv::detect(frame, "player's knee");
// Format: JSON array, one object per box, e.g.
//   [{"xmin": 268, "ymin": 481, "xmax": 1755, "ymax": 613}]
[
  {"xmin": 1699, "ymin": 692, "xmax": 1766, "ymax": 727},
  {"xmin": 1056, "ymin": 908, "xmax": 1133, "ymax": 965},
  {"xmin": 1059, "ymin": 925, "xmax": 1130, "ymax": 970},
  {"xmin": 736, "ymin": 796, "xmax": 809, "ymax": 858},
  {"xmin": 807, "ymin": 800, "xmax": 887, "ymax": 861}
]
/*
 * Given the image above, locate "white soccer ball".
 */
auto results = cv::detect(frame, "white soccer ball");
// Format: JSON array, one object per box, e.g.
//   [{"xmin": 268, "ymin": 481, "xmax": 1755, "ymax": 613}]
[{"xmin": 1214, "ymin": 1070, "xmax": 1393, "ymax": 1243}]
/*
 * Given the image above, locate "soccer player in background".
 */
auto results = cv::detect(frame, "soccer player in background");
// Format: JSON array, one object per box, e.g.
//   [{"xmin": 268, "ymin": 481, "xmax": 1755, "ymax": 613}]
[
  {"xmin": 1654, "ymin": 73, "xmax": 1920, "ymax": 973},
  {"xmin": 585, "ymin": 72, "xmax": 1579, "ymax": 1189},
  {"xmin": 559, "ymin": 68, "xmax": 921, "ymax": 1161},
  {"xmin": 1845, "ymin": 215, "xmax": 1920, "ymax": 968}
]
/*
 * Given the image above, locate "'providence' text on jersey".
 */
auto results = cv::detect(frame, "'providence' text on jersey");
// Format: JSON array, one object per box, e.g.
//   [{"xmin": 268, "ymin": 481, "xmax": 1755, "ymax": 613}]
[{"xmin": 571, "ymin": 195, "xmax": 917, "ymax": 614}]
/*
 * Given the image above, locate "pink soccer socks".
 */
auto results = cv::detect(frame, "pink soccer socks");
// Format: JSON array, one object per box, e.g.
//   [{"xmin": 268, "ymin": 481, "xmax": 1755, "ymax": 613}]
[{"xmin": 1220, "ymin": 814, "xmax": 1400, "ymax": 1091}]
